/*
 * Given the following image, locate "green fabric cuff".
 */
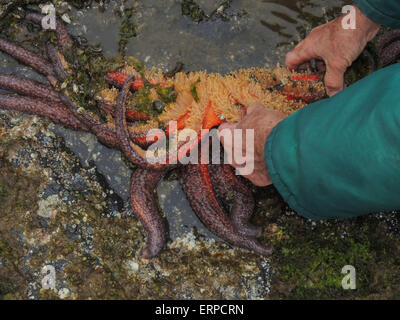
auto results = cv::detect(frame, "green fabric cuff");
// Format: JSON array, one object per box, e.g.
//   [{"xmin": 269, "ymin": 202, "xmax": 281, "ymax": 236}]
[
  {"xmin": 354, "ymin": 0, "xmax": 400, "ymax": 28},
  {"xmin": 265, "ymin": 63, "xmax": 400, "ymax": 221},
  {"xmin": 265, "ymin": 115, "xmax": 323, "ymax": 221}
]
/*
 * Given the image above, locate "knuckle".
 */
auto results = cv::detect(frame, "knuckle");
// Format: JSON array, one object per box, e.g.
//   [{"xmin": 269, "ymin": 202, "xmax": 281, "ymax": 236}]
[{"xmin": 285, "ymin": 50, "xmax": 297, "ymax": 62}]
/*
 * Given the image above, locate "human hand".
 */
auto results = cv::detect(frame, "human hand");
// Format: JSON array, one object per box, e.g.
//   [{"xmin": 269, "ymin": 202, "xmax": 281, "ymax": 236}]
[
  {"xmin": 286, "ymin": 5, "xmax": 380, "ymax": 96},
  {"xmin": 218, "ymin": 103, "xmax": 285, "ymax": 187}
]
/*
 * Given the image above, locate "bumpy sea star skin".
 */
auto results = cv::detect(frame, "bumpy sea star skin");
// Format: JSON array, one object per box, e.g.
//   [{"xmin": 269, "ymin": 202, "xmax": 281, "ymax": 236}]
[
  {"xmin": 380, "ymin": 40, "xmax": 400, "ymax": 67},
  {"xmin": 46, "ymin": 43, "xmax": 70, "ymax": 81},
  {"xmin": 0, "ymin": 94, "xmax": 88, "ymax": 131},
  {"xmin": 0, "ymin": 38, "xmax": 55, "ymax": 77},
  {"xmin": 116, "ymin": 76, "xmax": 155, "ymax": 167},
  {"xmin": 58, "ymin": 92, "xmax": 124, "ymax": 150},
  {"xmin": 129, "ymin": 168, "xmax": 169, "ymax": 259},
  {"xmin": 208, "ymin": 163, "xmax": 261, "ymax": 238},
  {"xmin": 0, "ymin": 72, "xmax": 159, "ymax": 151},
  {"xmin": 0, "ymin": 74, "xmax": 61, "ymax": 103},
  {"xmin": 376, "ymin": 30, "xmax": 400, "ymax": 49},
  {"xmin": 98, "ymin": 100, "xmax": 151, "ymax": 122},
  {"xmin": 25, "ymin": 13, "xmax": 73, "ymax": 53},
  {"xmin": 180, "ymin": 163, "xmax": 273, "ymax": 255},
  {"xmin": 376, "ymin": 30, "xmax": 400, "ymax": 67},
  {"xmin": 115, "ymin": 76, "xmax": 178, "ymax": 170}
]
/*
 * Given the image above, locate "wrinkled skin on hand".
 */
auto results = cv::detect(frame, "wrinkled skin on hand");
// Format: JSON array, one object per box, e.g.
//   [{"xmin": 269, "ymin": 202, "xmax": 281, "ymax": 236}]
[
  {"xmin": 285, "ymin": 5, "xmax": 380, "ymax": 96},
  {"xmin": 218, "ymin": 103, "xmax": 285, "ymax": 187}
]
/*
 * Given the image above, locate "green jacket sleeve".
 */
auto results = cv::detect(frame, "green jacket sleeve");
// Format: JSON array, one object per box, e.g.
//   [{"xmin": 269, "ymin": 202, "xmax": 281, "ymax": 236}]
[
  {"xmin": 265, "ymin": 63, "xmax": 400, "ymax": 220},
  {"xmin": 354, "ymin": 0, "xmax": 400, "ymax": 28}
]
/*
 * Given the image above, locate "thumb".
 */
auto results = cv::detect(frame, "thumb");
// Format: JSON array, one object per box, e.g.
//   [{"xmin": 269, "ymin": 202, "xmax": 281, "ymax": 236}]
[{"xmin": 324, "ymin": 63, "xmax": 347, "ymax": 96}]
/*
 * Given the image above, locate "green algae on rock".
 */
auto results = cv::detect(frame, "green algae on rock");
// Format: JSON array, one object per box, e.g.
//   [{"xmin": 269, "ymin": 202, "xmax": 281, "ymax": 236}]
[{"xmin": 251, "ymin": 185, "xmax": 400, "ymax": 299}]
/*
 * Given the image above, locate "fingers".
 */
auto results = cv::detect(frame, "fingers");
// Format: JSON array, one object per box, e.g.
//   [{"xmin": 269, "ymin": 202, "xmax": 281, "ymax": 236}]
[
  {"xmin": 237, "ymin": 167, "xmax": 271, "ymax": 187},
  {"xmin": 324, "ymin": 62, "xmax": 347, "ymax": 96},
  {"xmin": 285, "ymin": 40, "xmax": 316, "ymax": 71},
  {"xmin": 287, "ymin": 42, "xmax": 347, "ymax": 96},
  {"xmin": 218, "ymin": 104, "xmax": 276, "ymax": 187},
  {"xmin": 287, "ymin": 41, "xmax": 347, "ymax": 96},
  {"xmin": 218, "ymin": 122, "xmax": 270, "ymax": 187},
  {"xmin": 218, "ymin": 123, "xmax": 244, "ymax": 171}
]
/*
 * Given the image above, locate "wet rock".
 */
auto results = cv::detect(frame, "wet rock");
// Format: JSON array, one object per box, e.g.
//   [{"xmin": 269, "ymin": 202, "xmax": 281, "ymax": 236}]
[
  {"xmin": 0, "ymin": 111, "xmax": 274, "ymax": 299},
  {"xmin": 37, "ymin": 195, "xmax": 62, "ymax": 219},
  {"xmin": 3, "ymin": 0, "xmax": 400, "ymax": 301}
]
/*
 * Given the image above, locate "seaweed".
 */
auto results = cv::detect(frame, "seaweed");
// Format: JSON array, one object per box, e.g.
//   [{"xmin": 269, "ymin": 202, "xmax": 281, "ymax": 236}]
[
  {"xmin": 156, "ymin": 86, "xmax": 178, "ymax": 105},
  {"xmin": 181, "ymin": 0, "xmax": 235, "ymax": 23},
  {"xmin": 118, "ymin": 5, "xmax": 138, "ymax": 55},
  {"xmin": 190, "ymin": 78, "xmax": 201, "ymax": 102},
  {"xmin": 181, "ymin": 0, "xmax": 207, "ymax": 23}
]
